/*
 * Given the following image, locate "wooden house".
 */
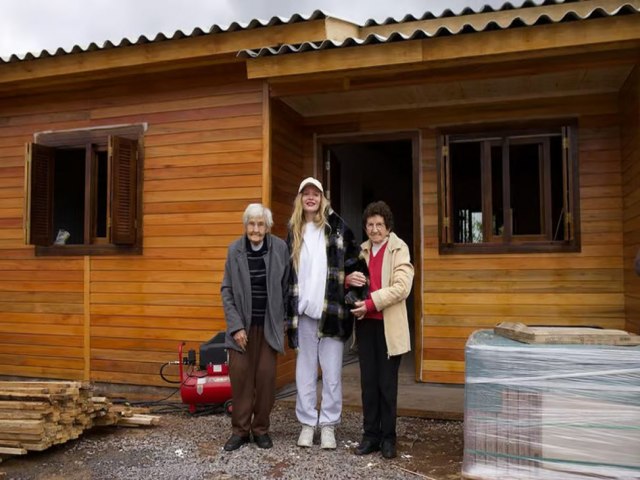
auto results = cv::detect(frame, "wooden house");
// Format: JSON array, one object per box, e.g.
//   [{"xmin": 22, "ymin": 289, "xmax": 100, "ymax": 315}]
[{"xmin": 0, "ymin": 0, "xmax": 639, "ymax": 391}]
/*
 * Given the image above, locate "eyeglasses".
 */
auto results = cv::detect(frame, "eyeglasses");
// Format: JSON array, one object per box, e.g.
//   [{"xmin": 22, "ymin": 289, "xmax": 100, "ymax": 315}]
[
  {"xmin": 366, "ymin": 222, "xmax": 386, "ymax": 231},
  {"xmin": 247, "ymin": 220, "xmax": 266, "ymax": 229}
]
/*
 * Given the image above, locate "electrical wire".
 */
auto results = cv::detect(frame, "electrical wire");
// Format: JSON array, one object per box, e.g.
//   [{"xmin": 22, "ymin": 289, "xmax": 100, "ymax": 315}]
[
  {"xmin": 160, "ymin": 361, "xmax": 182, "ymax": 384},
  {"xmin": 127, "ymin": 363, "xmax": 195, "ymax": 409}
]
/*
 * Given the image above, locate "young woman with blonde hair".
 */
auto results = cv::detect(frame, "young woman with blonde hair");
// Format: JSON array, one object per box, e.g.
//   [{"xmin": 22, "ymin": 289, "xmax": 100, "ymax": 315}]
[{"xmin": 286, "ymin": 177, "xmax": 367, "ymax": 450}]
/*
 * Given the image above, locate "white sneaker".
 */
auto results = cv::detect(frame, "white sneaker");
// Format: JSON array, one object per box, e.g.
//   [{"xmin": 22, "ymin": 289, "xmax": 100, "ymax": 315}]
[
  {"xmin": 297, "ymin": 425, "xmax": 314, "ymax": 447},
  {"xmin": 320, "ymin": 425, "xmax": 336, "ymax": 449}
]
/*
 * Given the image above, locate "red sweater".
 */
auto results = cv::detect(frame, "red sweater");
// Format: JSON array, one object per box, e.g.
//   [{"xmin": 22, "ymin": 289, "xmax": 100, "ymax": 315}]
[{"xmin": 364, "ymin": 241, "xmax": 387, "ymax": 320}]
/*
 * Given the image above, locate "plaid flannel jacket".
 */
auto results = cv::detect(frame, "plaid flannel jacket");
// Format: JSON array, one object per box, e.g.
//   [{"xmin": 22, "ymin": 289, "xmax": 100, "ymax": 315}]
[{"xmin": 286, "ymin": 211, "xmax": 367, "ymax": 350}]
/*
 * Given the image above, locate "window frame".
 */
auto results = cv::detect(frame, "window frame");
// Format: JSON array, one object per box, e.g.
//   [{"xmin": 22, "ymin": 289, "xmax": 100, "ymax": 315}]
[
  {"xmin": 25, "ymin": 124, "xmax": 145, "ymax": 256},
  {"xmin": 438, "ymin": 123, "xmax": 580, "ymax": 254}
]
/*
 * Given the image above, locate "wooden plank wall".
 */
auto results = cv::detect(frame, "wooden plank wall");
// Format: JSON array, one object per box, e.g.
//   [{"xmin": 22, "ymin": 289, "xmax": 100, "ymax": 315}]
[
  {"xmin": 621, "ymin": 66, "xmax": 640, "ymax": 334},
  {"xmin": 303, "ymin": 92, "xmax": 626, "ymax": 383},
  {"xmin": 270, "ymin": 100, "xmax": 305, "ymax": 237},
  {"xmin": 0, "ymin": 64, "xmax": 281, "ymax": 387},
  {"xmin": 270, "ymin": 99, "xmax": 305, "ymax": 385}
]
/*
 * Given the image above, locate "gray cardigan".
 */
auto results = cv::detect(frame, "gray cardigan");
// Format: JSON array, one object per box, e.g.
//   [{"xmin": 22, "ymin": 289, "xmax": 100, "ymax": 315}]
[{"xmin": 221, "ymin": 233, "xmax": 290, "ymax": 353}]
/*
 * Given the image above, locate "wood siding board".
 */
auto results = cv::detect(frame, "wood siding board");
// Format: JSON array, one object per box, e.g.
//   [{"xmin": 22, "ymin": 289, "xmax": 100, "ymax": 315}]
[
  {"xmin": 0, "ymin": 74, "xmax": 273, "ymax": 386},
  {"xmin": 621, "ymin": 67, "xmax": 640, "ymax": 334}
]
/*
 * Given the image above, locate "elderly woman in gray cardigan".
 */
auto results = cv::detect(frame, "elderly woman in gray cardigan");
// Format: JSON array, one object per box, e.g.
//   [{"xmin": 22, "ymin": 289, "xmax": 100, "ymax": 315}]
[{"xmin": 221, "ymin": 203, "xmax": 289, "ymax": 452}]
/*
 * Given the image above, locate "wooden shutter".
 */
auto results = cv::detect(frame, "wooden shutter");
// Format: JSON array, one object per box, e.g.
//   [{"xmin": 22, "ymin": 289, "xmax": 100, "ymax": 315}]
[
  {"xmin": 26, "ymin": 143, "xmax": 55, "ymax": 246},
  {"xmin": 440, "ymin": 136, "xmax": 451, "ymax": 244},
  {"xmin": 110, "ymin": 136, "xmax": 138, "ymax": 245},
  {"xmin": 562, "ymin": 126, "xmax": 574, "ymax": 241}
]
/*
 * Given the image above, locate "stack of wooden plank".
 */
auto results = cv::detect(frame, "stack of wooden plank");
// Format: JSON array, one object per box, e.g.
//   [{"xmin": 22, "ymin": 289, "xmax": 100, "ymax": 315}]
[
  {"xmin": 0, "ymin": 380, "xmax": 160, "ymax": 462},
  {"xmin": 91, "ymin": 396, "xmax": 160, "ymax": 427},
  {"xmin": 494, "ymin": 321, "xmax": 640, "ymax": 345}
]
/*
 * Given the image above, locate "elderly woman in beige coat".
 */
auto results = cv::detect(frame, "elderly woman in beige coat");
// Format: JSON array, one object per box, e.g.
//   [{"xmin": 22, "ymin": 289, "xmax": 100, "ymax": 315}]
[{"xmin": 350, "ymin": 201, "xmax": 414, "ymax": 460}]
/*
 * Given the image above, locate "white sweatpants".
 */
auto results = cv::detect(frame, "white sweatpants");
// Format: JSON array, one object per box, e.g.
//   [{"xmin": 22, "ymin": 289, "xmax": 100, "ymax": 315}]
[{"xmin": 295, "ymin": 314, "xmax": 344, "ymax": 427}]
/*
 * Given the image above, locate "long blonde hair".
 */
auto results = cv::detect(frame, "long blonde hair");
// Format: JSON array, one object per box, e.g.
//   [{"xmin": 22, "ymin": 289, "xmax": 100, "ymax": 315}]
[{"xmin": 289, "ymin": 192, "xmax": 330, "ymax": 271}]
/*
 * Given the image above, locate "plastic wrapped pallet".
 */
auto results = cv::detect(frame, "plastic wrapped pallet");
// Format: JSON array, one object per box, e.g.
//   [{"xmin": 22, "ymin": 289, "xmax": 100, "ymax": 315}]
[{"xmin": 462, "ymin": 330, "xmax": 640, "ymax": 480}]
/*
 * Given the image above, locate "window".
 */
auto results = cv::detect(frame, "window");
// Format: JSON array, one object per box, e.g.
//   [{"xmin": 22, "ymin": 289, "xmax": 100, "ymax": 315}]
[
  {"xmin": 25, "ymin": 125, "xmax": 143, "ymax": 255},
  {"xmin": 439, "ymin": 125, "xmax": 579, "ymax": 253}
]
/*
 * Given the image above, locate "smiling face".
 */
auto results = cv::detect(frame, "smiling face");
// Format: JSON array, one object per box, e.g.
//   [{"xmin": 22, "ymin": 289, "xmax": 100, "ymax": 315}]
[
  {"xmin": 365, "ymin": 214, "xmax": 390, "ymax": 245},
  {"xmin": 301, "ymin": 185, "xmax": 323, "ymax": 220},
  {"xmin": 245, "ymin": 216, "xmax": 267, "ymax": 246}
]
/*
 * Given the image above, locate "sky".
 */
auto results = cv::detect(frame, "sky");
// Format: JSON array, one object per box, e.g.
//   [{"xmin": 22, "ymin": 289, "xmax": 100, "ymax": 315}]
[{"xmin": 0, "ymin": 0, "xmax": 528, "ymax": 59}]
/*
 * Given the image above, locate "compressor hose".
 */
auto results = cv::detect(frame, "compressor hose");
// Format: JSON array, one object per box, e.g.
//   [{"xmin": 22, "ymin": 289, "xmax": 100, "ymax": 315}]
[{"xmin": 160, "ymin": 361, "xmax": 183, "ymax": 384}]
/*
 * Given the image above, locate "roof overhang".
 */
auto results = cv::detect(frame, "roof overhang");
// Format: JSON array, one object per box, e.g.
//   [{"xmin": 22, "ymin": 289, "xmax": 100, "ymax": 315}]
[
  {"xmin": 0, "ymin": 16, "xmax": 357, "ymax": 94},
  {"xmin": 244, "ymin": 15, "xmax": 640, "ymax": 80}
]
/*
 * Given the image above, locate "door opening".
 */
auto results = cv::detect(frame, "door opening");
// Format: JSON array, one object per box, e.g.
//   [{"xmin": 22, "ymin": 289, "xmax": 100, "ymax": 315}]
[{"xmin": 321, "ymin": 137, "xmax": 418, "ymax": 381}]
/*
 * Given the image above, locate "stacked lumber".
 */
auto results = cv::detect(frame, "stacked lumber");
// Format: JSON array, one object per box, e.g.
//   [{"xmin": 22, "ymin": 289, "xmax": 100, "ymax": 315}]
[
  {"xmin": 0, "ymin": 381, "xmax": 94, "ymax": 454},
  {"xmin": 91, "ymin": 398, "xmax": 160, "ymax": 427},
  {"xmin": 494, "ymin": 321, "xmax": 640, "ymax": 345},
  {"xmin": 0, "ymin": 381, "xmax": 160, "ymax": 462}
]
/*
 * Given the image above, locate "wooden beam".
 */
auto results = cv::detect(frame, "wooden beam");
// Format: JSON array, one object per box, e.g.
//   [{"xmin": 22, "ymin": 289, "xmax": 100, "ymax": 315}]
[
  {"xmin": 280, "ymin": 66, "xmax": 630, "ymax": 117},
  {"xmin": 248, "ymin": 41, "xmax": 423, "ymax": 79},
  {"xmin": 268, "ymin": 48, "xmax": 640, "ymax": 98},
  {"xmin": 325, "ymin": 17, "xmax": 361, "ymax": 41},
  {"xmin": 246, "ymin": 16, "xmax": 640, "ymax": 79},
  {"xmin": 300, "ymin": 92, "xmax": 620, "ymax": 129},
  {"xmin": 83, "ymin": 256, "xmax": 90, "ymax": 381},
  {"xmin": 262, "ymin": 83, "xmax": 271, "ymax": 206}
]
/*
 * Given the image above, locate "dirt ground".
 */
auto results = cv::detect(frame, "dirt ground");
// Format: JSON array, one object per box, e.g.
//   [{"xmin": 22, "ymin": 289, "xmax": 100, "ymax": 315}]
[{"xmin": 0, "ymin": 402, "xmax": 464, "ymax": 480}]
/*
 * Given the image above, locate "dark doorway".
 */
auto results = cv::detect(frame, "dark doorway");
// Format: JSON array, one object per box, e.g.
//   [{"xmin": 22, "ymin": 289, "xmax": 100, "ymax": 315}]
[{"xmin": 321, "ymin": 137, "xmax": 417, "ymax": 380}]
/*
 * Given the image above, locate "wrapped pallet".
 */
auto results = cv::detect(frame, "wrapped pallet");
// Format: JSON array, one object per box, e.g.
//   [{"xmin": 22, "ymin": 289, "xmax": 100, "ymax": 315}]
[{"xmin": 462, "ymin": 330, "xmax": 640, "ymax": 480}]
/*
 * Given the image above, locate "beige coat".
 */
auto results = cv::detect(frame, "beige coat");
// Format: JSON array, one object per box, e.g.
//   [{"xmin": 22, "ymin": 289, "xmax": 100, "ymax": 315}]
[{"xmin": 359, "ymin": 232, "xmax": 414, "ymax": 356}]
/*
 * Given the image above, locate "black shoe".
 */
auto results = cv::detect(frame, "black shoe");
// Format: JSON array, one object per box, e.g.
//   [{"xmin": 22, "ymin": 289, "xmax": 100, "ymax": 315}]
[
  {"xmin": 254, "ymin": 433, "xmax": 273, "ymax": 449},
  {"xmin": 355, "ymin": 439, "xmax": 380, "ymax": 455},
  {"xmin": 380, "ymin": 440, "xmax": 396, "ymax": 459},
  {"xmin": 223, "ymin": 434, "xmax": 250, "ymax": 451}
]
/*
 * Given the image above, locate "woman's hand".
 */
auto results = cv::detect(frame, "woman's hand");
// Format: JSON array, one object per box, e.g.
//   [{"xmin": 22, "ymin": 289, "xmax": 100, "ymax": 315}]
[
  {"xmin": 346, "ymin": 271, "xmax": 366, "ymax": 288},
  {"xmin": 350, "ymin": 300, "xmax": 367, "ymax": 320},
  {"xmin": 233, "ymin": 329, "xmax": 248, "ymax": 351}
]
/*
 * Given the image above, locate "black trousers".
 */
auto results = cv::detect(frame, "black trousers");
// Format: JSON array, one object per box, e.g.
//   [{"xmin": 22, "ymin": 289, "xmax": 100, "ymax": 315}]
[{"xmin": 356, "ymin": 319, "xmax": 402, "ymax": 443}]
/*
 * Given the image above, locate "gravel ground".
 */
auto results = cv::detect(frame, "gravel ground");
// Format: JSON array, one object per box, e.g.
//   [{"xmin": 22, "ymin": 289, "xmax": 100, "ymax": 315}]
[{"xmin": 0, "ymin": 402, "xmax": 463, "ymax": 480}]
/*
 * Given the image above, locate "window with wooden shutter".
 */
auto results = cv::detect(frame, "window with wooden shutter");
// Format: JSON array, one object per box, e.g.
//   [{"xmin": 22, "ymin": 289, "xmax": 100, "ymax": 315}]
[
  {"xmin": 25, "ymin": 125, "xmax": 144, "ymax": 255},
  {"xmin": 438, "ymin": 124, "xmax": 580, "ymax": 254}
]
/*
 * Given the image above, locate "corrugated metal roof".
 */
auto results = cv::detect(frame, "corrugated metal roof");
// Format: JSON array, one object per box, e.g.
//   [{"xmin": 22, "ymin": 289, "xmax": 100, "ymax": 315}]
[
  {"xmin": 2, "ymin": 1, "xmax": 637, "ymax": 65},
  {"xmin": 0, "ymin": 10, "xmax": 329, "ymax": 64},
  {"xmin": 239, "ymin": 1, "xmax": 640, "ymax": 59},
  {"xmin": 361, "ymin": 0, "xmax": 575, "ymax": 26}
]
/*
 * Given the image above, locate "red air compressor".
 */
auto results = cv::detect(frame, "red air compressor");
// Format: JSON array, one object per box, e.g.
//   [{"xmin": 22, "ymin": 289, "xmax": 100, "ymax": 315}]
[{"xmin": 178, "ymin": 332, "xmax": 233, "ymax": 414}]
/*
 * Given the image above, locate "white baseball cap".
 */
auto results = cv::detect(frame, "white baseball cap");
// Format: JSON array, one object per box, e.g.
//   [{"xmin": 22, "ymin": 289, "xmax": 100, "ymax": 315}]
[{"xmin": 298, "ymin": 177, "xmax": 324, "ymax": 194}]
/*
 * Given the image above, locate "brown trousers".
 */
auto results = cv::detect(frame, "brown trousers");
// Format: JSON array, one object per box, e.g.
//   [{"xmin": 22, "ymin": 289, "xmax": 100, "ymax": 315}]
[{"xmin": 229, "ymin": 325, "xmax": 277, "ymax": 437}]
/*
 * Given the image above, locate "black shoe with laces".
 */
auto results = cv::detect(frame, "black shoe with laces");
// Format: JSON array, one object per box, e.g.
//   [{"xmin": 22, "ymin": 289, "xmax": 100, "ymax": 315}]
[
  {"xmin": 223, "ymin": 434, "xmax": 250, "ymax": 452},
  {"xmin": 254, "ymin": 433, "xmax": 273, "ymax": 449}
]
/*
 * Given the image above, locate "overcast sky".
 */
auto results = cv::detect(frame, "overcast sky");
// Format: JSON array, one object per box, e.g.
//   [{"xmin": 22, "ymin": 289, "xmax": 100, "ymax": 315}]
[{"xmin": 0, "ymin": 0, "xmax": 530, "ymax": 58}]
